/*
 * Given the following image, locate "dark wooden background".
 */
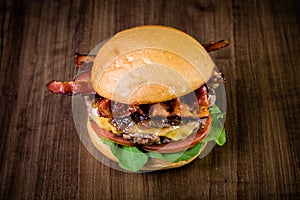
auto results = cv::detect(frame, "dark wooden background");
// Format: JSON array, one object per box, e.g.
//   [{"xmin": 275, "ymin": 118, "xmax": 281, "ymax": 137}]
[{"xmin": 1, "ymin": 0, "xmax": 299, "ymax": 199}]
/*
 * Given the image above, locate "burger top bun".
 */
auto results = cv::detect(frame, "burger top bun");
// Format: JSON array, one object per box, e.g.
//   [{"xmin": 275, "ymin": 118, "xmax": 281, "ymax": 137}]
[{"xmin": 91, "ymin": 25, "xmax": 214, "ymax": 104}]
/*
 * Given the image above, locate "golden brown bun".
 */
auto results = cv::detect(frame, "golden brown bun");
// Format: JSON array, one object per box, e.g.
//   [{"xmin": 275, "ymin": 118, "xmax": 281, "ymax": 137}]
[
  {"xmin": 87, "ymin": 119, "xmax": 206, "ymax": 171},
  {"xmin": 91, "ymin": 25, "xmax": 214, "ymax": 104}
]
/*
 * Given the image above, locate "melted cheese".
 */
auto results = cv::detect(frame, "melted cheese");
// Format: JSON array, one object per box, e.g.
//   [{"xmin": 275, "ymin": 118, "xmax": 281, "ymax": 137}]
[
  {"xmin": 158, "ymin": 121, "xmax": 199, "ymax": 141},
  {"xmin": 93, "ymin": 116, "xmax": 123, "ymax": 134}
]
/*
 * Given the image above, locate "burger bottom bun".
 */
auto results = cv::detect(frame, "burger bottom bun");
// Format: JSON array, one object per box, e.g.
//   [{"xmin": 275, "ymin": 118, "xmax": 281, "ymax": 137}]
[{"xmin": 87, "ymin": 118, "xmax": 207, "ymax": 171}]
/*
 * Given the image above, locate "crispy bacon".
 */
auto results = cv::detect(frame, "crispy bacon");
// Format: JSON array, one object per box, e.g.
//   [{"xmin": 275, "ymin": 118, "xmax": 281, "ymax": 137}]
[
  {"xmin": 74, "ymin": 53, "xmax": 95, "ymax": 69},
  {"xmin": 97, "ymin": 99, "xmax": 112, "ymax": 117},
  {"xmin": 97, "ymin": 96, "xmax": 206, "ymax": 119},
  {"xmin": 195, "ymin": 86, "xmax": 210, "ymax": 118},
  {"xmin": 75, "ymin": 70, "xmax": 91, "ymax": 82},
  {"xmin": 92, "ymin": 85, "xmax": 210, "ymax": 121},
  {"xmin": 47, "ymin": 69, "xmax": 95, "ymax": 95},
  {"xmin": 46, "ymin": 81, "xmax": 95, "ymax": 96},
  {"xmin": 202, "ymin": 40, "xmax": 229, "ymax": 52}
]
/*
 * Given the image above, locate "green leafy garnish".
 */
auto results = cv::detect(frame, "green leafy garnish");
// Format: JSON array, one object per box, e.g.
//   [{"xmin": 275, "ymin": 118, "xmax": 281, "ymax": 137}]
[
  {"xmin": 209, "ymin": 105, "xmax": 225, "ymax": 119},
  {"xmin": 215, "ymin": 127, "xmax": 226, "ymax": 146},
  {"xmin": 102, "ymin": 138, "xmax": 148, "ymax": 172},
  {"xmin": 202, "ymin": 105, "xmax": 226, "ymax": 146},
  {"xmin": 147, "ymin": 142, "xmax": 203, "ymax": 162}
]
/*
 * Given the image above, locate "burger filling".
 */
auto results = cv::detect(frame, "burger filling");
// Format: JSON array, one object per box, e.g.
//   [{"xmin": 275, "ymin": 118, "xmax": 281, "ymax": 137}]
[{"xmin": 87, "ymin": 85, "xmax": 214, "ymax": 146}]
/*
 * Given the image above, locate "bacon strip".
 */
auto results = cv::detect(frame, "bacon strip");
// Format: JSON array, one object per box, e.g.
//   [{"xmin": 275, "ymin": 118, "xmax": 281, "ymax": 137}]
[
  {"xmin": 97, "ymin": 99, "xmax": 112, "ymax": 117},
  {"xmin": 93, "ymin": 85, "xmax": 210, "ymax": 120},
  {"xmin": 202, "ymin": 40, "xmax": 229, "ymax": 52},
  {"xmin": 195, "ymin": 86, "xmax": 210, "ymax": 118},
  {"xmin": 74, "ymin": 70, "xmax": 91, "ymax": 82},
  {"xmin": 47, "ymin": 68, "xmax": 94, "ymax": 95},
  {"xmin": 74, "ymin": 53, "xmax": 96, "ymax": 68},
  {"xmin": 46, "ymin": 80, "xmax": 95, "ymax": 96}
]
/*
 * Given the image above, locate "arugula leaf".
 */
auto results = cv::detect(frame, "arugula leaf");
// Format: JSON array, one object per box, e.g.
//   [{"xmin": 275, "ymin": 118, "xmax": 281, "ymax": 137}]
[
  {"xmin": 102, "ymin": 138, "xmax": 148, "ymax": 172},
  {"xmin": 102, "ymin": 137, "xmax": 118, "ymax": 154},
  {"xmin": 117, "ymin": 146, "xmax": 148, "ymax": 172},
  {"xmin": 215, "ymin": 127, "xmax": 226, "ymax": 146},
  {"xmin": 201, "ymin": 105, "xmax": 226, "ymax": 146},
  {"xmin": 201, "ymin": 117, "xmax": 225, "ymax": 143},
  {"xmin": 147, "ymin": 142, "xmax": 203, "ymax": 162},
  {"xmin": 102, "ymin": 138, "xmax": 205, "ymax": 171},
  {"xmin": 209, "ymin": 105, "xmax": 225, "ymax": 119}
]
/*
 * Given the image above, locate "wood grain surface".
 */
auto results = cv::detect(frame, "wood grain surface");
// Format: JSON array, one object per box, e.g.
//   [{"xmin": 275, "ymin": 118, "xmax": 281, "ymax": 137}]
[{"xmin": 1, "ymin": 0, "xmax": 299, "ymax": 199}]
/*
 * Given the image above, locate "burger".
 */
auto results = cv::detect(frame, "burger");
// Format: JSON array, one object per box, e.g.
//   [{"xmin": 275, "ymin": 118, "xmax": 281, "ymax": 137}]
[{"xmin": 47, "ymin": 25, "xmax": 227, "ymax": 172}]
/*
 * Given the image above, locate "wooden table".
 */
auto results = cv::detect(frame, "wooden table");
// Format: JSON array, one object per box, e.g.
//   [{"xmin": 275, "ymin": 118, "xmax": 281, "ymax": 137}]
[{"xmin": 1, "ymin": 0, "xmax": 299, "ymax": 199}]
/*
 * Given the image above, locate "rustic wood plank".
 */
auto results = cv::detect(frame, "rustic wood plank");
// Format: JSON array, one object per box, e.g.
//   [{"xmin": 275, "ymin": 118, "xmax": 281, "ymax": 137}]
[
  {"xmin": 233, "ymin": 0, "xmax": 300, "ymax": 198},
  {"xmin": 0, "ymin": 0, "xmax": 299, "ymax": 199}
]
